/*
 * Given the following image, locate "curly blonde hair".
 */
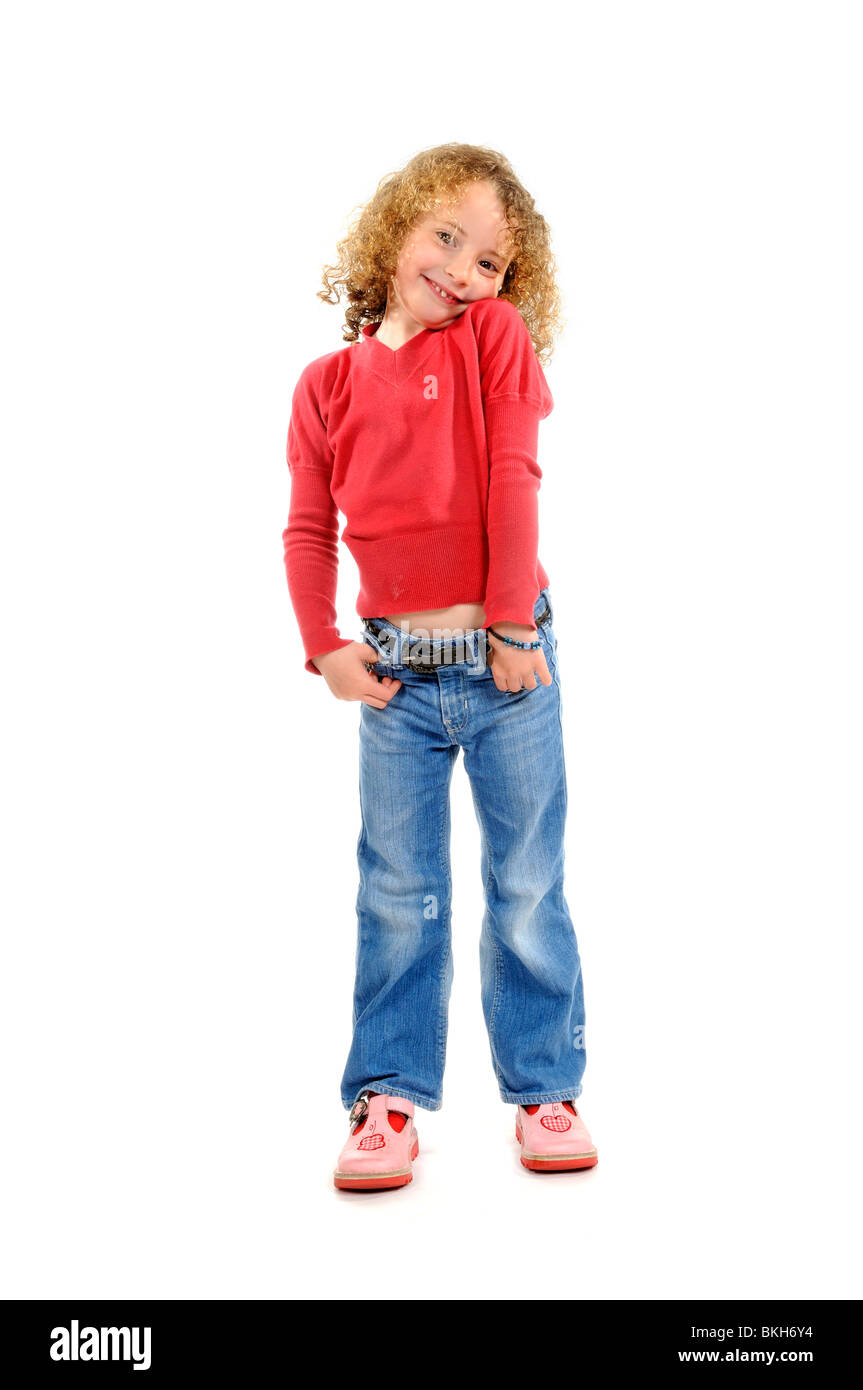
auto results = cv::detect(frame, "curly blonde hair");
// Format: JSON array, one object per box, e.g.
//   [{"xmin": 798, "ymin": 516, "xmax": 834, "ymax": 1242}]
[{"xmin": 319, "ymin": 143, "xmax": 563, "ymax": 365}]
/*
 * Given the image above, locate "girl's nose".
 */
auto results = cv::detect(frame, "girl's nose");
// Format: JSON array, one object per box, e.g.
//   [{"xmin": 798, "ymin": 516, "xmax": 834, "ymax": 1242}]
[{"xmin": 444, "ymin": 259, "xmax": 471, "ymax": 288}]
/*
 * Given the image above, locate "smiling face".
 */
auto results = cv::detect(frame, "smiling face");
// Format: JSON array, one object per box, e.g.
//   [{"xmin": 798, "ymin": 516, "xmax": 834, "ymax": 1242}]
[{"xmin": 387, "ymin": 180, "xmax": 514, "ymax": 330}]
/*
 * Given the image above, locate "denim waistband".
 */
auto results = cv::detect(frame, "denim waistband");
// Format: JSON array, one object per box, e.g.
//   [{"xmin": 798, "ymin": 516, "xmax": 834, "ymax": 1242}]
[{"xmin": 361, "ymin": 587, "xmax": 553, "ymax": 675}]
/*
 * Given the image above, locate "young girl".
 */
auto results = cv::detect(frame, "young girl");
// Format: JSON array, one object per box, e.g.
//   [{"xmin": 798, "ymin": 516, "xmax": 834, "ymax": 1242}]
[{"xmin": 282, "ymin": 143, "xmax": 597, "ymax": 1190}]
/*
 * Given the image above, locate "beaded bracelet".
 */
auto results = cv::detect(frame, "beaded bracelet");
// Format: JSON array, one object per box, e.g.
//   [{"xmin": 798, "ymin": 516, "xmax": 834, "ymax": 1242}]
[{"xmin": 485, "ymin": 625, "xmax": 542, "ymax": 651}]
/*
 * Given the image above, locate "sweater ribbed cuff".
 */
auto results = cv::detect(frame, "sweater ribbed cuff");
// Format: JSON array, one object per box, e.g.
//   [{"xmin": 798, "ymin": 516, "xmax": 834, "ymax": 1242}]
[{"xmin": 303, "ymin": 632, "xmax": 353, "ymax": 676}]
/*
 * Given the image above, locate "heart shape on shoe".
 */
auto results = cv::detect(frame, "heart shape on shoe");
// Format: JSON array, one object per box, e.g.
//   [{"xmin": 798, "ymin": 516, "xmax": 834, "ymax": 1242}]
[{"xmin": 541, "ymin": 1113, "xmax": 572, "ymax": 1132}]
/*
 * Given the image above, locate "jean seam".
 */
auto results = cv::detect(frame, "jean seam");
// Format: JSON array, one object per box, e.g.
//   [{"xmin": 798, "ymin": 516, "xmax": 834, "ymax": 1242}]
[
  {"xmin": 490, "ymin": 936, "xmax": 502, "ymax": 1071},
  {"xmin": 435, "ymin": 754, "xmax": 454, "ymax": 1084},
  {"xmin": 351, "ymin": 732, "xmax": 368, "ymax": 1032},
  {"xmin": 472, "ymin": 790, "xmax": 505, "ymax": 1087},
  {"xmin": 551, "ymin": 639, "xmax": 566, "ymax": 812}
]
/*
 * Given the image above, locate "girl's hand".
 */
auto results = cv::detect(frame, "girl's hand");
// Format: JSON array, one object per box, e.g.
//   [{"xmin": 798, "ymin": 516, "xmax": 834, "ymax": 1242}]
[
  {"xmin": 486, "ymin": 624, "xmax": 553, "ymax": 693},
  {"xmin": 312, "ymin": 642, "xmax": 403, "ymax": 708}
]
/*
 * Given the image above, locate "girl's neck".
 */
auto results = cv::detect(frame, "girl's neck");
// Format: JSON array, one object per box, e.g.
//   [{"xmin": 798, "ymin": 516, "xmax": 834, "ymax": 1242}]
[{"xmin": 373, "ymin": 308, "xmax": 429, "ymax": 352}]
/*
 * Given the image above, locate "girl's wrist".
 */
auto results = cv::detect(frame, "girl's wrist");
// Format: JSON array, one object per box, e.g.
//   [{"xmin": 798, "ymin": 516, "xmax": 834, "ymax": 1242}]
[
  {"xmin": 487, "ymin": 620, "xmax": 537, "ymax": 638},
  {"xmin": 486, "ymin": 622, "xmax": 541, "ymax": 652}
]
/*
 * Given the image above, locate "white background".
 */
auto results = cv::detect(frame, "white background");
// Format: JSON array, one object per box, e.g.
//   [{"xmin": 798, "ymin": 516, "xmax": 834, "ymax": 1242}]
[{"xmin": 1, "ymin": 0, "xmax": 861, "ymax": 1301}]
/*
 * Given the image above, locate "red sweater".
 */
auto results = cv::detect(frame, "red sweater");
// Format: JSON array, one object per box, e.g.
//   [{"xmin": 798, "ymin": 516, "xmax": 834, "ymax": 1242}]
[{"xmin": 282, "ymin": 296, "xmax": 554, "ymax": 674}]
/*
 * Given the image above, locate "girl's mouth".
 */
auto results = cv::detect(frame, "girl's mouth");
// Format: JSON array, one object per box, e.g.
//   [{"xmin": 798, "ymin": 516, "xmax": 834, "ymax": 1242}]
[{"xmin": 422, "ymin": 275, "xmax": 462, "ymax": 306}]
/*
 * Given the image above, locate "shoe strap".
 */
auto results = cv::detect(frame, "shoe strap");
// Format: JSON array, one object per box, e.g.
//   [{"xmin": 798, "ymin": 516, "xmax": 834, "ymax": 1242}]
[
  {"xmin": 350, "ymin": 1091, "xmax": 414, "ymax": 1129},
  {"xmin": 379, "ymin": 1093, "xmax": 414, "ymax": 1118}
]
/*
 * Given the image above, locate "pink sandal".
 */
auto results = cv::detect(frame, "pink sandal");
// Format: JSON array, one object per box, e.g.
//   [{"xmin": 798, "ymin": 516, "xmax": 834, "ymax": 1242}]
[
  {"xmin": 515, "ymin": 1101, "xmax": 598, "ymax": 1171},
  {"xmin": 334, "ymin": 1091, "xmax": 419, "ymax": 1191}
]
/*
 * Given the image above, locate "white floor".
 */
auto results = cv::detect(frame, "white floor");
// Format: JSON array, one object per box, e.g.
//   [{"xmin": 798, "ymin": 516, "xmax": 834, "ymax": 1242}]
[
  {"xmin": 4, "ymin": 1038, "xmax": 855, "ymax": 1301},
  {"xmin": 4, "ymin": 773, "xmax": 858, "ymax": 1301}
]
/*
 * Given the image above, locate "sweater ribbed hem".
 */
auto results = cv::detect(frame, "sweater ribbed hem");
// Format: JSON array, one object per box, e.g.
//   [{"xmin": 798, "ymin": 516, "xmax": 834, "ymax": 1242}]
[{"xmin": 344, "ymin": 524, "xmax": 490, "ymax": 619}]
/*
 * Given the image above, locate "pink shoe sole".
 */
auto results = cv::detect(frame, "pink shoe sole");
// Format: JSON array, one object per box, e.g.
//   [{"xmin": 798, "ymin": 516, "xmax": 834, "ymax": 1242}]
[
  {"xmin": 333, "ymin": 1134, "xmax": 419, "ymax": 1190},
  {"xmin": 515, "ymin": 1116, "xmax": 598, "ymax": 1171}
]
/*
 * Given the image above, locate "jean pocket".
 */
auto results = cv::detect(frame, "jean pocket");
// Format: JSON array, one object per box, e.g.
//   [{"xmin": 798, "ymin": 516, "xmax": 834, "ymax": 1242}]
[
  {"xmin": 544, "ymin": 622, "xmax": 561, "ymax": 686},
  {"xmin": 520, "ymin": 620, "xmax": 557, "ymax": 689},
  {"xmin": 359, "ymin": 625, "xmax": 387, "ymax": 671},
  {"xmin": 533, "ymin": 610, "xmax": 554, "ymax": 648},
  {"xmin": 537, "ymin": 588, "xmax": 554, "ymax": 628}
]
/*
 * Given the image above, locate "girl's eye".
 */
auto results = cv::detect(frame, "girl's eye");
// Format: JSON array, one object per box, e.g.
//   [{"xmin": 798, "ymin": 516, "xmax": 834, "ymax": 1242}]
[{"xmin": 436, "ymin": 232, "xmax": 499, "ymax": 274}]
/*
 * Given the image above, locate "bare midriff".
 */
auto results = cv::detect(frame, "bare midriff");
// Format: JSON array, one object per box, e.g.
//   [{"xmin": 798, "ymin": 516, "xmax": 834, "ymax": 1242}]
[{"xmin": 381, "ymin": 601, "xmax": 487, "ymax": 635}]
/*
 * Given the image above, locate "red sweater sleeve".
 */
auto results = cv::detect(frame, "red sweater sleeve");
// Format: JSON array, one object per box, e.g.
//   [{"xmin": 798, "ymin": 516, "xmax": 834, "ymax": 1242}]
[
  {"xmin": 282, "ymin": 364, "xmax": 353, "ymax": 675},
  {"xmin": 475, "ymin": 300, "xmax": 554, "ymax": 630}
]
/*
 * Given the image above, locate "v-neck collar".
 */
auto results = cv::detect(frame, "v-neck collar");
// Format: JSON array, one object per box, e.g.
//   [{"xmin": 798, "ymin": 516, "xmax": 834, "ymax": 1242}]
[{"xmin": 359, "ymin": 318, "xmax": 449, "ymax": 387}]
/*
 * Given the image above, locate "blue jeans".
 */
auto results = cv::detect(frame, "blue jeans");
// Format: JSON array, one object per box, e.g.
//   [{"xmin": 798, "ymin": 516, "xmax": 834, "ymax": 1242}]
[{"xmin": 340, "ymin": 586, "xmax": 587, "ymax": 1113}]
